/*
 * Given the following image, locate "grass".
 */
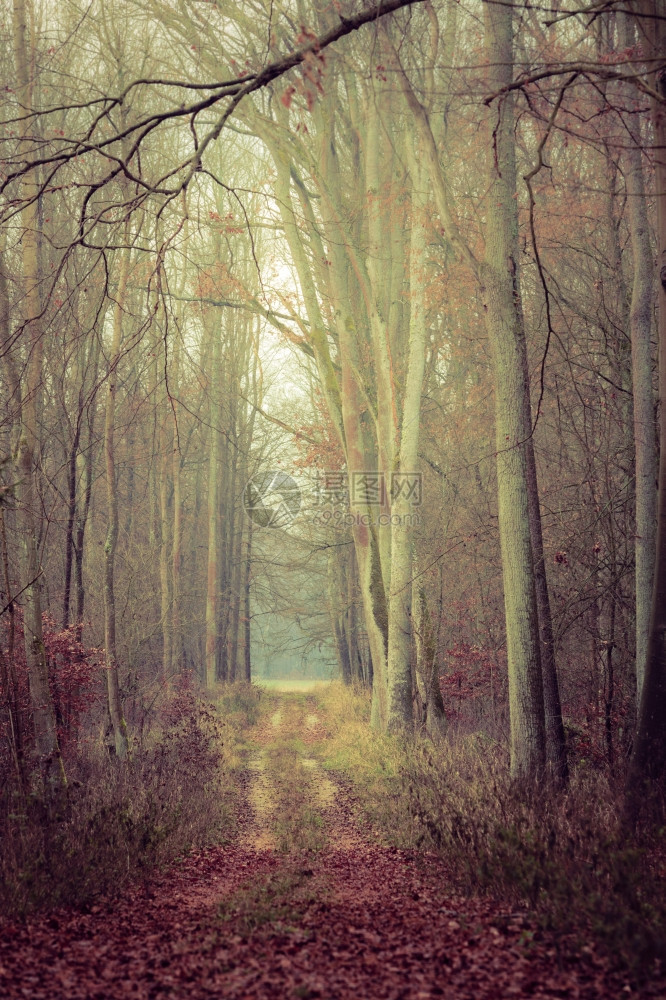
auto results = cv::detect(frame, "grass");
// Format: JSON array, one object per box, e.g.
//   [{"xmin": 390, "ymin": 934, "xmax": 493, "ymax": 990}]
[
  {"xmin": 254, "ymin": 678, "xmax": 333, "ymax": 694},
  {"xmin": 217, "ymin": 865, "xmax": 324, "ymax": 936},
  {"xmin": 262, "ymin": 699, "xmax": 328, "ymax": 855},
  {"xmin": 312, "ymin": 682, "xmax": 415, "ymax": 842},
  {"xmin": 217, "ymin": 693, "xmax": 330, "ymax": 936},
  {"xmin": 215, "ymin": 680, "xmax": 275, "ymax": 731}
]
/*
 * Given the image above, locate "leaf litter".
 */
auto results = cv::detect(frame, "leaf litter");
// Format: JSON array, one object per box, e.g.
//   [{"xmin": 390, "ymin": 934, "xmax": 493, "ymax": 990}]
[{"xmin": 0, "ymin": 696, "xmax": 662, "ymax": 999}]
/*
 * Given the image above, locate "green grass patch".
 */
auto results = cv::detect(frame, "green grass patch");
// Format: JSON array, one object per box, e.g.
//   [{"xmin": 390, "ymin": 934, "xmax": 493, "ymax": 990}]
[
  {"xmin": 262, "ymin": 700, "xmax": 328, "ymax": 855},
  {"xmin": 218, "ymin": 864, "xmax": 325, "ymax": 936}
]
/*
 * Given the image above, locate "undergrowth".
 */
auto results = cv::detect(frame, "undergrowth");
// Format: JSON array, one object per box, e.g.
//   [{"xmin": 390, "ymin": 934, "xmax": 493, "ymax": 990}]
[
  {"xmin": 0, "ymin": 683, "xmax": 261, "ymax": 919},
  {"xmin": 315, "ymin": 681, "xmax": 666, "ymax": 979},
  {"xmin": 216, "ymin": 682, "xmax": 270, "ymax": 732}
]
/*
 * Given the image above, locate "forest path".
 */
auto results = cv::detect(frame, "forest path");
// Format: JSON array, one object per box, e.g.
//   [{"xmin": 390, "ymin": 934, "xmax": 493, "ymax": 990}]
[{"xmin": 0, "ymin": 694, "xmax": 651, "ymax": 999}]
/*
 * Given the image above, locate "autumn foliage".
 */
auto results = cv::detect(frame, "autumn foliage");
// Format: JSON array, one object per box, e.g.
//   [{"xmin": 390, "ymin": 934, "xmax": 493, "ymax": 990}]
[{"xmin": 0, "ymin": 609, "xmax": 100, "ymax": 773}]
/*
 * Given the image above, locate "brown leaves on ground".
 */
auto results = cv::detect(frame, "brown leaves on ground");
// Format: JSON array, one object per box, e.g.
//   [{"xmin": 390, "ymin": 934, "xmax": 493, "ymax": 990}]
[
  {"xmin": 0, "ymin": 837, "xmax": 655, "ymax": 999},
  {"xmin": 0, "ymin": 697, "xmax": 662, "ymax": 999}
]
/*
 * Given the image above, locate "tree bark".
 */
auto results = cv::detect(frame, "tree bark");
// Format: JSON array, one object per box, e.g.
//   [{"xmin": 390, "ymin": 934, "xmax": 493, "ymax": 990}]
[
  {"xmin": 620, "ymin": 12, "xmax": 658, "ymax": 706},
  {"xmin": 205, "ymin": 317, "xmax": 222, "ymax": 689},
  {"xmin": 386, "ymin": 136, "xmax": 427, "ymax": 733},
  {"xmin": 482, "ymin": 0, "xmax": 546, "ymax": 779},
  {"xmin": 626, "ymin": 0, "xmax": 666, "ymax": 811},
  {"xmin": 328, "ymin": 547, "xmax": 353, "ymax": 685},
  {"xmin": 412, "ymin": 558, "xmax": 447, "ymax": 740},
  {"xmin": 103, "ymin": 231, "xmax": 131, "ymax": 761},
  {"xmin": 159, "ymin": 391, "xmax": 173, "ymax": 680},
  {"xmin": 524, "ymin": 403, "xmax": 568, "ymax": 784},
  {"xmin": 242, "ymin": 515, "xmax": 252, "ymax": 683},
  {"xmin": 11, "ymin": 0, "xmax": 66, "ymax": 788},
  {"xmin": 74, "ymin": 330, "xmax": 101, "ymax": 642},
  {"xmin": 171, "ymin": 332, "xmax": 184, "ymax": 674}
]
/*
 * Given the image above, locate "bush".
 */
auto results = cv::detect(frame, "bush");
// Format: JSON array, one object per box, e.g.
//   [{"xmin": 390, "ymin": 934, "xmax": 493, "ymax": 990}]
[
  {"xmin": 314, "ymin": 682, "xmax": 666, "ymax": 978},
  {"xmin": 0, "ymin": 690, "xmax": 235, "ymax": 918},
  {"xmin": 216, "ymin": 682, "xmax": 271, "ymax": 732},
  {"xmin": 0, "ymin": 610, "xmax": 101, "ymax": 777},
  {"xmin": 401, "ymin": 746, "xmax": 666, "ymax": 975}
]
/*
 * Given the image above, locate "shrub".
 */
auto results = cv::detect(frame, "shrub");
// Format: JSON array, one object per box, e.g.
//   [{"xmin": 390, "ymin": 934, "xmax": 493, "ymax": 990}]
[
  {"xmin": 216, "ymin": 682, "xmax": 270, "ymax": 731},
  {"xmin": 0, "ymin": 690, "xmax": 235, "ymax": 918},
  {"xmin": 314, "ymin": 682, "xmax": 666, "ymax": 978},
  {"xmin": 401, "ymin": 747, "xmax": 665, "ymax": 975},
  {"xmin": 0, "ymin": 610, "xmax": 101, "ymax": 778}
]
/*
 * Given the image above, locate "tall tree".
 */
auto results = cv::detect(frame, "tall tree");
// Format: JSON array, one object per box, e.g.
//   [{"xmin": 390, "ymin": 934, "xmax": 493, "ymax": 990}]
[
  {"xmin": 204, "ymin": 311, "xmax": 222, "ymax": 690},
  {"xmin": 618, "ymin": 12, "xmax": 658, "ymax": 707},
  {"xmin": 627, "ymin": 0, "xmax": 666, "ymax": 807},
  {"xmin": 480, "ymin": 0, "xmax": 546, "ymax": 778},
  {"xmin": 103, "ymin": 222, "xmax": 131, "ymax": 759},
  {"xmin": 11, "ymin": 0, "xmax": 65, "ymax": 788}
]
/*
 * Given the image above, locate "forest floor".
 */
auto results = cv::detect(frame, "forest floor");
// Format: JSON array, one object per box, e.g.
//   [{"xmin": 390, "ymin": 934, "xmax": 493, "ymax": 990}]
[{"xmin": 0, "ymin": 693, "xmax": 662, "ymax": 999}]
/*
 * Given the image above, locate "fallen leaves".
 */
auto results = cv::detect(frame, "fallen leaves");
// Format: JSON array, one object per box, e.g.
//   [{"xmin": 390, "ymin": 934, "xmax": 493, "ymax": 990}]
[{"xmin": 0, "ymin": 696, "xmax": 663, "ymax": 999}]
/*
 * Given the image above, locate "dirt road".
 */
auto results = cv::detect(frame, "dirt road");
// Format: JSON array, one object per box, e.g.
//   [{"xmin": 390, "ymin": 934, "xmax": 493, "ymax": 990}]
[{"xmin": 0, "ymin": 695, "xmax": 655, "ymax": 998}]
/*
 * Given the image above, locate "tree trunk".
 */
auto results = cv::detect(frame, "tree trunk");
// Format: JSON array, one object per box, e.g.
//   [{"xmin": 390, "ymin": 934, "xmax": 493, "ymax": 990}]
[
  {"xmin": 243, "ymin": 515, "xmax": 252, "ymax": 683},
  {"xmin": 159, "ymin": 389, "xmax": 173, "ymax": 680},
  {"xmin": 524, "ymin": 408, "xmax": 568, "ymax": 784},
  {"xmin": 227, "ymin": 504, "xmax": 243, "ymax": 684},
  {"xmin": 103, "ymin": 231, "xmax": 131, "ymax": 761},
  {"xmin": 626, "ymin": 0, "xmax": 666, "ymax": 811},
  {"xmin": 346, "ymin": 547, "xmax": 363, "ymax": 685},
  {"xmin": 73, "ymin": 330, "xmax": 100, "ymax": 642},
  {"xmin": 11, "ymin": 0, "xmax": 65, "ymax": 789},
  {"xmin": 482, "ymin": 0, "xmax": 546, "ymax": 779},
  {"xmin": 62, "ymin": 424, "xmax": 80, "ymax": 630},
  {"xmin": 171, "ymin": 326, "xmax": 184, "ymax": 674},
  {"xmin": 412, "ymin": 564, "xmax": 447, "ymax": 740},
  {"xmin": 328, "ymin": 547, "xmax": 353, "ymax": 684},
  {"xmin": 205, "ymin": 320, "xmax": 222, "ymax": 689},
  {"xmin": 620, "ymin": 14, "xmax": 658, "ymax": 706},
  {"xmin": 386, "ymin": 136, "xmax": 427, "ymax": 733}
]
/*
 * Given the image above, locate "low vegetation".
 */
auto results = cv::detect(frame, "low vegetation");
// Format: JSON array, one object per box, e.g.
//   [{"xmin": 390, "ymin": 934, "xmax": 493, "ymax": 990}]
[
  {"xmin": 314, "ymin": 682, "xmax": 666, "ymax": 978},
  {"xmin": 4, "ymin": 676, "xmax": 664, "ymax": 981},
  {"xmin": 264, "ymin": 698, "xmax": 328, "ymax": 855},
  {"xmin": 0, "ymin": 681, "xmax": 270, "ymax": 919}
]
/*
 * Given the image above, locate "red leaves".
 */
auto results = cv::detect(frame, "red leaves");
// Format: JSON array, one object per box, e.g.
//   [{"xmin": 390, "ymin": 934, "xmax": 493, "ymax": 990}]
[
  {"xmin": 0, "ymin": 733, "xmax": 654, "ymax": 1000},
  {"xmin": 278, "ymin": 32, "xmax": 326, "ymax": 116},
  {"xmin": 0, "ymin": 838, "xmax": 640, "ymax": 999},
  {"xmin": 295, "ymin": 27, "xmax": 318, "ymax": 47},
  {"xmin": 281, "ymin": 85, "xmax": 296, "ymax": 109},
  {"xmin": 441, "ymin": 640, "xmax": 502, "ymax": 715},
  {"xmin": 0, "ymin": 609, "xmax": 101, "ymax": 760}
]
